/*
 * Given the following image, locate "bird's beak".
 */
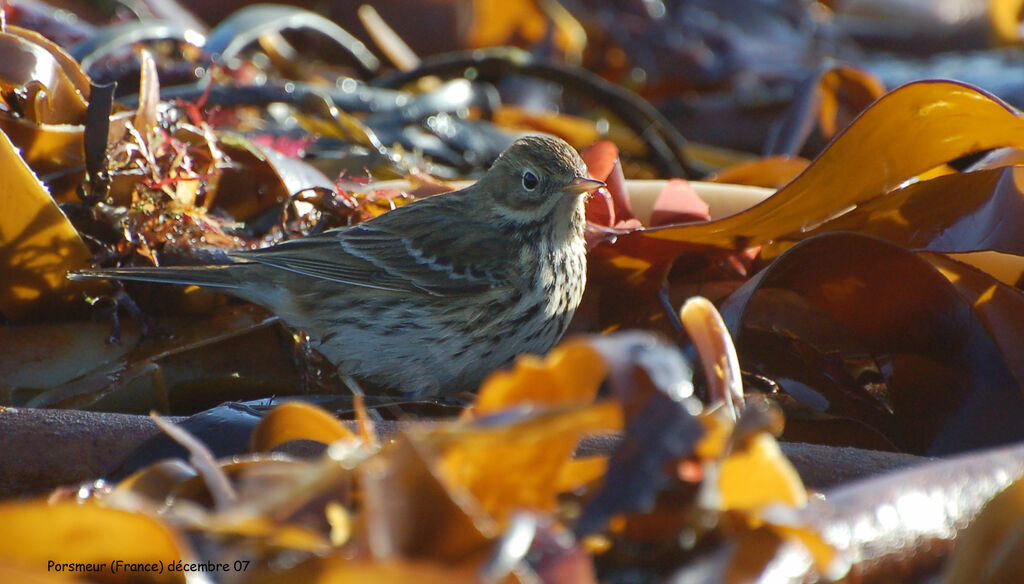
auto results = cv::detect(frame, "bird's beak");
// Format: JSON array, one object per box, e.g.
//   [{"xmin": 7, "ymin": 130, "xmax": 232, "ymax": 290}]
[{"xmin": 564, "ymin": 176, "xmax": 606, "ymax": 195}]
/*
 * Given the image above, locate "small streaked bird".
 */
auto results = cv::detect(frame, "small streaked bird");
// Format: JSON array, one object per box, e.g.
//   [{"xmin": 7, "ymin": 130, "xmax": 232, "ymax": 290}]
[{"xmin": 70, "ymin": 136, "xmax": 604, "ymax": 397}]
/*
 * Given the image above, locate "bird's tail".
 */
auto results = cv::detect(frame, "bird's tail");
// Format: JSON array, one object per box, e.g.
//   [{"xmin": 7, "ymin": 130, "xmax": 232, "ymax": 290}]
[{"xmin": 67, "ymin": 265, "xmax": 244, "ymax": 289}]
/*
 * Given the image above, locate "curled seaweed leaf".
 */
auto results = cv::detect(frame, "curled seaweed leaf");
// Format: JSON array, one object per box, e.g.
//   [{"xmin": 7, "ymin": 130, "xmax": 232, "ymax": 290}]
[
  {"xmin": 203, "ymin": 4, "xmax": 379, "ymax": 75},
  {"xmin": 371, "ymin": 47, "xmax": 705, "ymax": 178},
  {"xmin": 720, "ymin": 232, "xmax": 1024, "ymax": 455},
  {"xmin": 70, "ymin": 20, "xmax": 207, "ymax": 74}
]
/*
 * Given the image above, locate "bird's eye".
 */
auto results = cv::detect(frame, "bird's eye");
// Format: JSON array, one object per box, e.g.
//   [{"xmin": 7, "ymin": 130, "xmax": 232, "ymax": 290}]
[{"xmin": 522, "ymin": 170, "xmax": 539, "ymax": 191}]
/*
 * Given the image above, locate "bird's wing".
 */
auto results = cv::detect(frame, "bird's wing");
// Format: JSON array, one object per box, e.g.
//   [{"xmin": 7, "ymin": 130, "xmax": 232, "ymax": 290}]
[{"xmin": 231, "ymin": 203, "xmax": 515, "ymax": 297}]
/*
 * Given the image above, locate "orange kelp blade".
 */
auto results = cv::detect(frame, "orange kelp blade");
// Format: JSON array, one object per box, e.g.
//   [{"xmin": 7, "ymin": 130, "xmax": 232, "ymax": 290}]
[{"xmin": 719, "ymin": 231, "xmax": 1024, "ymax": 455}]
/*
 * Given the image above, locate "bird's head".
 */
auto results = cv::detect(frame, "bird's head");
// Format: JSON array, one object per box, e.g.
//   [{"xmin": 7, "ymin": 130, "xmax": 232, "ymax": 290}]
[{"xmin": 478, "ymin": 135, "xmax": 605, "ymax": 227}]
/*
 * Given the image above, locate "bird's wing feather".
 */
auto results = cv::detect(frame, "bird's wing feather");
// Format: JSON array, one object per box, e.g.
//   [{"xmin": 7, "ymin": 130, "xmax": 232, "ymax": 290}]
[{"xmin": 231, "ymin": 200, "xmax": 515, "ymax": 296}]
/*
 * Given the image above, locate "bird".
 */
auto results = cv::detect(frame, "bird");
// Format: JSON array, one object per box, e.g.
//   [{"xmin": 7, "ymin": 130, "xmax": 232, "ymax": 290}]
[{"xmin": 69, "ymin": 135, "xmax": 605, "ymax": 397}]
